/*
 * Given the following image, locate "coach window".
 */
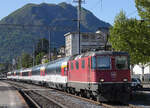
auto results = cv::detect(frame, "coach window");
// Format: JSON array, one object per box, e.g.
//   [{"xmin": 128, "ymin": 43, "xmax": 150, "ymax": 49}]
[
  {"xmin": 16, "ymin": 72, "xmax": 19, "ymax": 76},
  {"xmin": 71, "ymin": 62, "xmax": 74, "ymax": 70},
  {"xmin": 76, "ymin": 61, "xmax": 79, "ymax": 70},
  {"xmin": 82, "ymin": 60, "xmax": 85, "ymax": 69},
  {"xmin": 25, "ymin": 72, "xmax": 28, "ymax": 76}
]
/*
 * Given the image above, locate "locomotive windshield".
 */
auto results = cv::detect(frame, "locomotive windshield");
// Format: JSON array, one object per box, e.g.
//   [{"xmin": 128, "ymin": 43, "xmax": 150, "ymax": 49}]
[
  {"xmin": 97, "ymin": 56, "xmax": 111, "ymax": 69},
  {"xmin": 115, "ymin": 56, "xmax": 128, "ymax": 70},
  {"xmin": 92, "ymin": 56, "xmax": 111, "ymax": 69}
]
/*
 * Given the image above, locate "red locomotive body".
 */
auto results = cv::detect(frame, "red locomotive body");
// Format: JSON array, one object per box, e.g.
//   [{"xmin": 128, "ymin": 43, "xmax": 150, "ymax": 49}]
[{"xmin": 67, "ymin": 51, "xmax": 131, "ymax": 101}]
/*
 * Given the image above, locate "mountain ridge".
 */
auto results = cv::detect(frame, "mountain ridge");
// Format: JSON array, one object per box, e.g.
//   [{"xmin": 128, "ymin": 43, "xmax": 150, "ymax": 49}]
[{"xmin": 0, "ymin": 2, "xmax": 111, "ymax": 62}]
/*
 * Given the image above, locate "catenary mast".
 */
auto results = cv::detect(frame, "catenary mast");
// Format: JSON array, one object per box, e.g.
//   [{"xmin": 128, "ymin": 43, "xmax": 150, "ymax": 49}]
[{"xmin": 73, "ymin": 0, "xmax": 84, "ymax": 55}]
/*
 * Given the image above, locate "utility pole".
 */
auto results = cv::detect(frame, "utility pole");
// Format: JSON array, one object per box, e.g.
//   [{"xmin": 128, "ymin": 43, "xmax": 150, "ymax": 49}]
[
  {"xmin": 48, "ymin": 28, "xmax": 51, "ymax": 61},
  {"xmin": 73, "ymin": 0, "xmax": 84, "ymax": 55},
  {"xmin": 32, "ymin": 44, "xmax": 35, "ymax": 67}
]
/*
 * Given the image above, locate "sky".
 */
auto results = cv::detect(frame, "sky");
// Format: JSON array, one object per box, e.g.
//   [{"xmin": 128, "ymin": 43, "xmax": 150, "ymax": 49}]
[{"xmin": 0, "ymin": 0, "xmax": 140, "ymax": 24}]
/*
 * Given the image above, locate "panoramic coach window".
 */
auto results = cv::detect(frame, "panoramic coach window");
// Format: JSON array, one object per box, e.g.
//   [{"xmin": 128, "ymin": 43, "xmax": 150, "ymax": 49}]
[
  {"xmin": 97, "ymin": 56, "xmax": 110, "ymax": 69},
  {"xmin": 76, "ymin": 61, "xmax": 79, "ymax": 69},
  {"xmin": 71, "ymin": 62, "xmax": 74, "ymax": 70},
  {"xmin": 82, "ymin": 60, "xmax": 85, "ymax": 69},
  {"xmin": 22, "ymin": 72, "xmax": 28, "ymax": 76}
]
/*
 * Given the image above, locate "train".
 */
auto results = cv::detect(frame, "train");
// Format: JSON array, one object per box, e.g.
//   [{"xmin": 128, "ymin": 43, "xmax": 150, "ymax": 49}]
[{"xmin": 7, "ymin": 51, "xmax": 131, "ymax": 102}]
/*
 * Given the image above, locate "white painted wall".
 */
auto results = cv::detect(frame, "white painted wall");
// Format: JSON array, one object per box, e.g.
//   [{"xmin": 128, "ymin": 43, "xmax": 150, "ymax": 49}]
[{"xmin": 133, "ymin": 65, "xmax": 150, "ymax": 74}]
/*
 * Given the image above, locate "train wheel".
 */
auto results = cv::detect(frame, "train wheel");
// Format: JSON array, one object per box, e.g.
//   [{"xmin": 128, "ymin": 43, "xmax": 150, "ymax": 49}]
[
  {"xmin": 75, "ymin": 92, "xmax": 80, "ymax": 96},
  {"xmin": 86, "ymin": 91, "xmax": 91, "ymax": 99},
  {"xmin": 96, "ymin": 96, "xmax": 100, "ymax": 102}
]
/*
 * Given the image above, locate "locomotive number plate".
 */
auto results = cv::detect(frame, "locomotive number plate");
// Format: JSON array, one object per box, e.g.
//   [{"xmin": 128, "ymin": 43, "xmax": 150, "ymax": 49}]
[{"xmin": 111, "ymin": 72, "xmax": 117, "ymax": 78}]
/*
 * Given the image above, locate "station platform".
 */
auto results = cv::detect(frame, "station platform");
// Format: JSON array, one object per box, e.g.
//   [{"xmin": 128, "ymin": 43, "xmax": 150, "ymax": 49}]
[
  {"xmin": 130, "ymin": 90, "xmax": 150, "ymax": 107},
  {"xmin": 0, "ymin": 81, "xmax": 28, "ymax": 108}
]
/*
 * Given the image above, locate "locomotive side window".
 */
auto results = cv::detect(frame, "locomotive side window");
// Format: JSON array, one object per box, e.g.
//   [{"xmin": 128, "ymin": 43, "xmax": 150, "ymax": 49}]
[
  {"xmin": 97, "ymin": 56, "xmax": 110, "ymax": 69},
  {"xmin": 91, "ymin": 56, "xmax": 96, "ymax": 69},
  {"xmin": 115, "ymin": 56, "xmax": 128, "ymax": 70},
  {"xmin": 76, "ymin": 61, "xmax": 79, "ymax": 69},
  {"xmin": 82, "ymin": 60, "xmax": 85, "ymax": 69},
  {"xmin": 71, "ymin": 62, "xmax": 74, "ymax": 70}
]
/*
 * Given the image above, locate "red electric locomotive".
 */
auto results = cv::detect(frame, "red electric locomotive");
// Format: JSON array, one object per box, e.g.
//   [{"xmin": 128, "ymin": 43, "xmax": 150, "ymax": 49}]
[{"xmin": 67, "ymin": 51, "xmax": 131, "ymax": 102}]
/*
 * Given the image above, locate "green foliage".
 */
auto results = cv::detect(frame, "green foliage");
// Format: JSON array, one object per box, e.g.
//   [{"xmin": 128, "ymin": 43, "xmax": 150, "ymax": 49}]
[
  {"xmin": 44, "ymin": 59, "xmax": 49, "ymax": 63},
  {"xmin": 21, "ymin": 53, "xmax": 33, "ymax": 68},
  {"xmin": 135, "ymin": 0, "xmax": 150, "ymax": 21},
  {"xmin": 0, "ymin": 64, "xmax": 7, "ymax": 73},
  {"xmin": 35, "ymin": 38, "xmax": 49, "ymax": 56},
  {"xmin": 16, "ymin": 52, "xmax": 32, "ymax": 69},
  {"xmin": 35, "ymin": 52, "xmax": 45, "ymax": 65},
  {"xmin": 109, "ymin": 11, "xmax": 150, "ymax": 65}
]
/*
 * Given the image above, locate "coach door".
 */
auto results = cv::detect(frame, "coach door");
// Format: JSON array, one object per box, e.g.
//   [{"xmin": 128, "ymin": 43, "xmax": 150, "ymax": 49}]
[{"xmin": 87, "ymin": 57, "xmax": 91, "ymax": 89}]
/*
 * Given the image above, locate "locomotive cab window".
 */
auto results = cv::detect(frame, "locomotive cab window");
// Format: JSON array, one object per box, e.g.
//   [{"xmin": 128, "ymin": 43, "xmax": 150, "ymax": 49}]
[
  {"xmin": 97, "ymin": 56, "xmax": 110, "ymax": 69},
  {"xmin": 115, "ymin": 56, "xmax": 128, "ymax": 70}
]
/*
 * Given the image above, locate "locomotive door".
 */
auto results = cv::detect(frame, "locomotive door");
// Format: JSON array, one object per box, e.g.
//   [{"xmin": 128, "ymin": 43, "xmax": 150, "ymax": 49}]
[{"xmin": 87, "ymin": 58, "xmax": 91, "ymax": 89}]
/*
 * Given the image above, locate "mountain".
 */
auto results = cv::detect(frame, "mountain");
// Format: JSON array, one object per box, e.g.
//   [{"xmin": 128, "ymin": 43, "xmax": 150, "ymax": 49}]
[{"xmin": 0, "ymin": 2, "xmax": 111, "ymax": 62}]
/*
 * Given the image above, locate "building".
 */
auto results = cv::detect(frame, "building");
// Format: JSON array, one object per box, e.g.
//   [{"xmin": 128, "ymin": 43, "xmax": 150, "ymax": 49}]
[
  {"xmin": 58, "ymin": 46, "xmax": 65, "ymax": 55},
  {"xmin": 57, "ymin": 46, "xmax": 65, "ymax": 58},
  {"xmin": 64, "ymin": 28, "xmax": 110, "ymax": 56},
  {"xmin": 41, "ymin": 55, "xmax": 49, "ymax": 64}
]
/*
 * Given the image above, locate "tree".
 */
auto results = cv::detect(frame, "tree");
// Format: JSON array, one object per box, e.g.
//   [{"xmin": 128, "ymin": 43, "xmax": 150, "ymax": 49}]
[
  {"xmin": 17, "ymin": 52, "xmax": 32, "ymax": 68},
  {"xmin": 0, "ymin": 63, "xmax": 10, "ymax": 74},
  {"xmin": 135, "ymin": 0, "xmax": 150, "ymax": 80},
  {"xmin": 35, "ymin": 38, "xmax": 49, "ymax": 56},
  {"xmin": 34, "ymin": 38, "xmax": 49, "ymax": 65},
  {"xmin": 35, "ymin": 52, "xmax": 45, "ymax": 65},
  {"xmin": 135, "ymin": 0, "xmax": 150, "ymax": 21},
  {"xmin": 109, "ymin": 11, "xmax": 150, "ymax": 66}
]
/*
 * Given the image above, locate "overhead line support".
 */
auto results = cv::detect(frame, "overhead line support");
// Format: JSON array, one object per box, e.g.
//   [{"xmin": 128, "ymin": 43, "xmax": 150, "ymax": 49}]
[{"xmin": 73, "ymin": 0, "xmax": 85, "ymax": 55}]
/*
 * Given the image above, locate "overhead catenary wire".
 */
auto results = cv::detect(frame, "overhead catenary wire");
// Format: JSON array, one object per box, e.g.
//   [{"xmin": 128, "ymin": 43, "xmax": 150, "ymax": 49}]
[
  {"xmin": 86, "ymin": 0, "xmax": 102, "ymax": 13},
  {"xmin": 0, "ymin": 24, "xmax": 75, "ymax": 31},
  {"xmin": 0, "ymin": 23, "xmax": 72, "ymax": 63}
]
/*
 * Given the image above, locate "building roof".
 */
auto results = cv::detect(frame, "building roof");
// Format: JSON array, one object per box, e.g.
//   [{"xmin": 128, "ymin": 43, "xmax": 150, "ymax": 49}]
[{"xmin": 64, "ymin": 32, "xmax": 99, "ymax": 37}]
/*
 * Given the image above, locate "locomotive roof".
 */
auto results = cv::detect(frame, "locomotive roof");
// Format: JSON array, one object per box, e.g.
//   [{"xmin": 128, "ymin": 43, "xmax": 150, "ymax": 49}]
[
  {"xmin": 70, "ymin": 51, "xmax": 128, "ymax": 60},
  {"xmin": 94, "ymin": 51, "xmax": 128, "ymax": 55}
]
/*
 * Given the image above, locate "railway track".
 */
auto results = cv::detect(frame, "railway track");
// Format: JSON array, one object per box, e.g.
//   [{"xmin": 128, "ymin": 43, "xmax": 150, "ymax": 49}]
[
  {"xmin": 4, "ymin": 80, "xmax": 145, "ymax": 108},
  {"xmin": 12, "ymin": 84, "xmax": 67, "ymax": 108},
  {"xmin": 5, "ymin": 80, "xmax": 102, "ymax": 108}
]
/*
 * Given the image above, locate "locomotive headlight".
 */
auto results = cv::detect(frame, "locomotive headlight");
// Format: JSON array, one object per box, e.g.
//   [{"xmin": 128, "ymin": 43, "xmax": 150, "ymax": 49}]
[
  {"xmin": 100, "ymin": 79, "xmax": 104, "ymax": 82},
  {"xmin": 123, "ymin": 78, "xmax": 128, "ymax": 82}
]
